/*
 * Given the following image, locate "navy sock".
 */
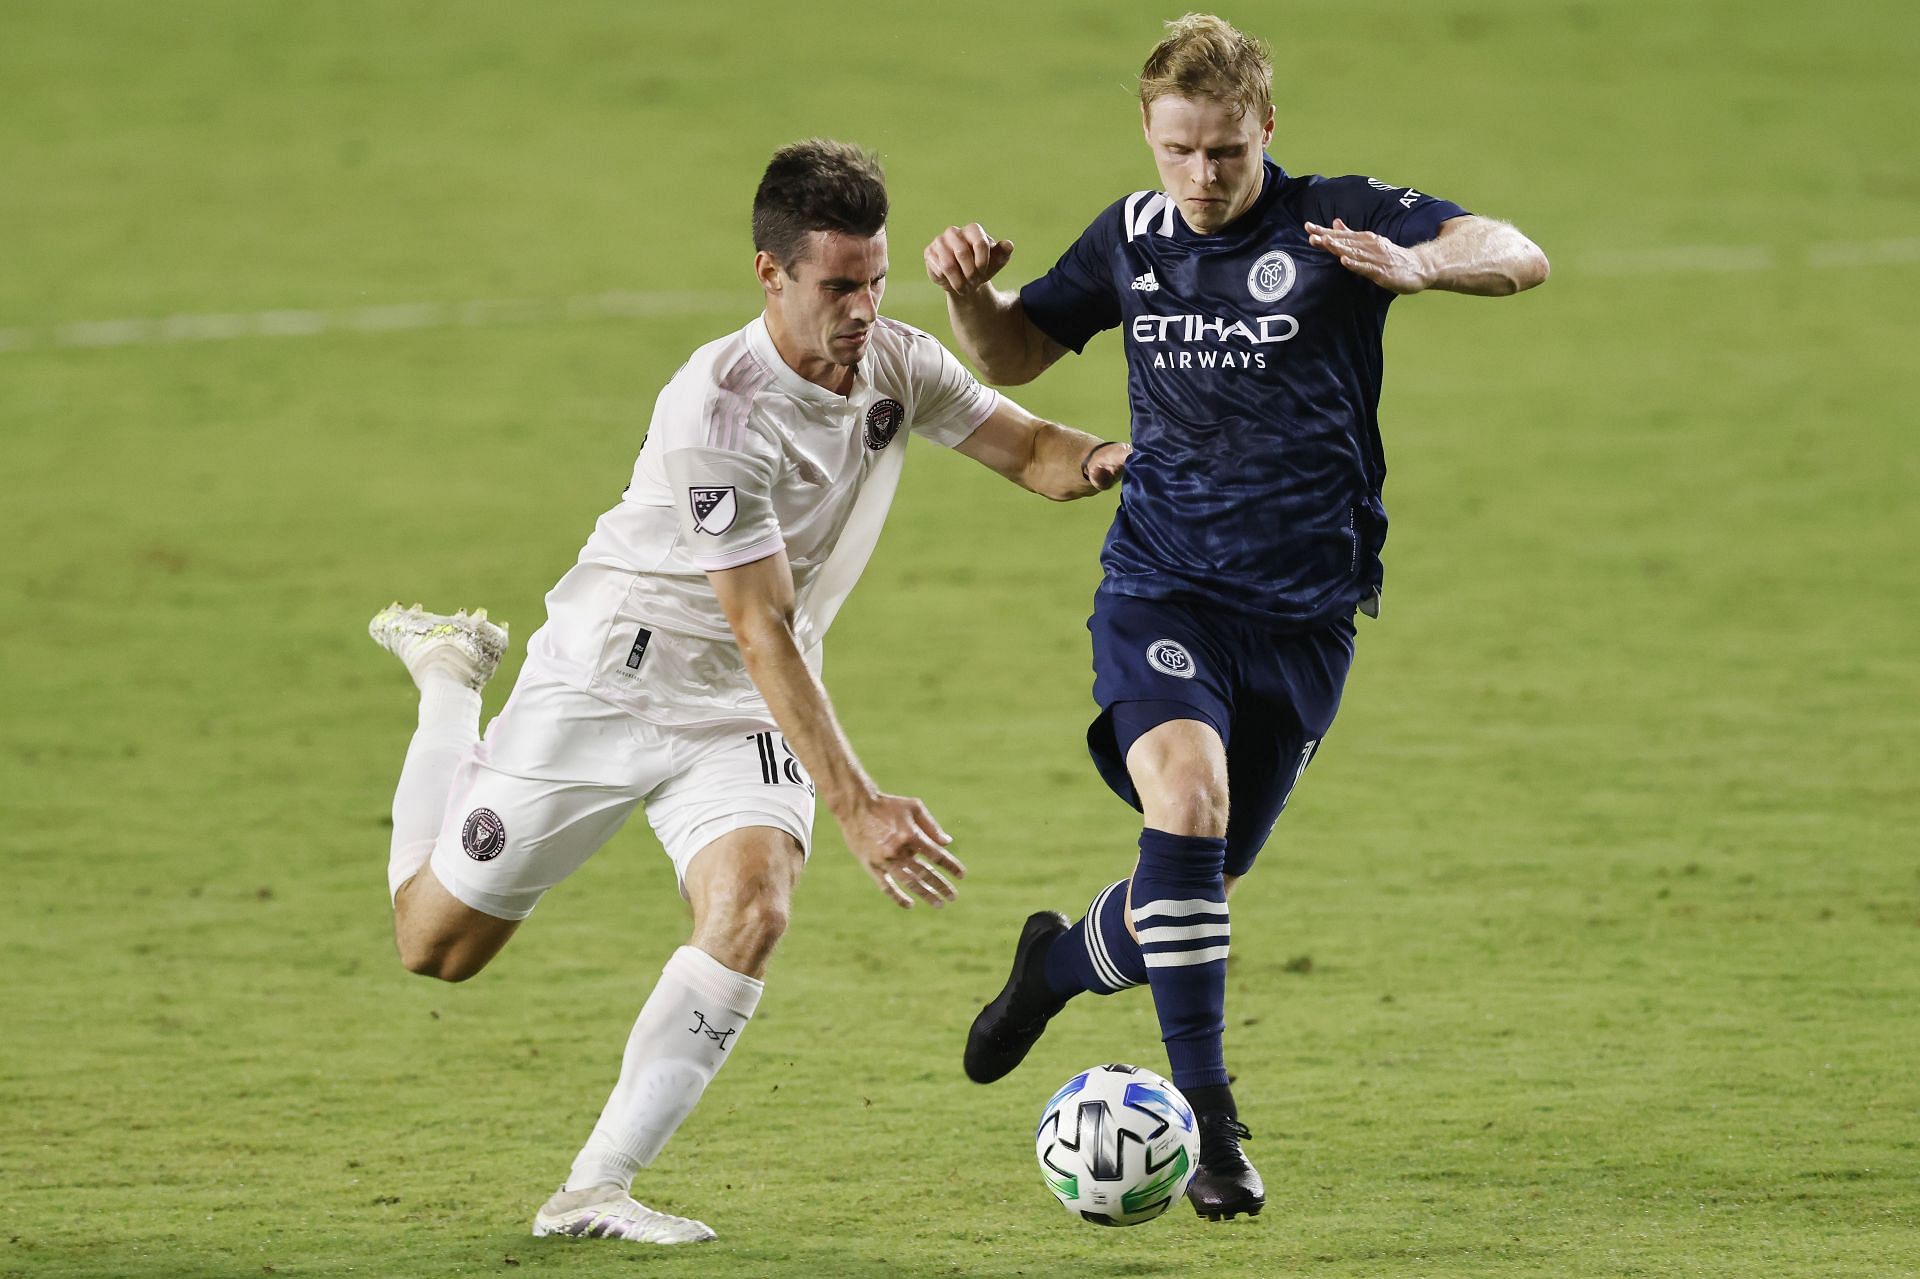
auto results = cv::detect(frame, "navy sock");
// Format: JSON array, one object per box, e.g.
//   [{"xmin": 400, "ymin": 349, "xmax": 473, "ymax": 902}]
[
  {"xmin": 1130, "ymin": 828, "xmax": 1231, "ymax": 1092},
  {"xmin": 1044, "ymin": 879, "xmax": 1147, "ymax": 999},
  {"xmin": 1182, "ymin": 1082, "xmax": 1236, "ymax": 1120}
]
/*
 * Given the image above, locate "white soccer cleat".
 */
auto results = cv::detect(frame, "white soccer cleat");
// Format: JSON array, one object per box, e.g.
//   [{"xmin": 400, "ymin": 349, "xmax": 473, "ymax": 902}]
[
  {"xmin": 531, "ymin": 1184, "xmax": 716, "ymax": 1245},
  {"xmin": 367, "ymin": 602, "xmax": 508, "ymax": 692}
]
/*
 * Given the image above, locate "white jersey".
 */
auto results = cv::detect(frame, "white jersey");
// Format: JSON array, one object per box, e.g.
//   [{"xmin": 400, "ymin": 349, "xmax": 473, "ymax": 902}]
[{"xmin": 524, "ymin": 314, "xmax": 1000, "ymax": 723}]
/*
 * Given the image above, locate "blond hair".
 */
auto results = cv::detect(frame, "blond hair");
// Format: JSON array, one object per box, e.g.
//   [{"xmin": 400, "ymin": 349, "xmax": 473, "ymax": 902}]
[{"xmin": 1138, "ymin": 13, "xmax": 1273, "ymax": 121}]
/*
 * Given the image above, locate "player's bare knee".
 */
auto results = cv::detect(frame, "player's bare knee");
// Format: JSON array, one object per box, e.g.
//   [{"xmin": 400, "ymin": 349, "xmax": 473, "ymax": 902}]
[
  {"xmin": 1135, "ymin": 763, "xmax": 1230, "ymax": 836},
  {"xmin": 394, "ymin": 921, "xmax": 497, "ymax": 982},
  {"xmin": 735, "ymin": 892, "xmax": 792, "ymax": 966},
  {"xmin": 397, "ymin": 939, "xmax": 482, "ymax": 983},
  {"xmin": 1165, "ymin": 790, "xmax": 1230, "ymax": 837},
  {"xmin": 687, "ymin": 828, "xmax": 803, "ymax": 972},
  {"xmin": 1127, "ymin": 733, "xmax": 1229, "ymax": 836},
  {"xmin": 390, "ymin": 869, "xmax": 519, "ymax": 980},
  {"xmin": 722, "ymin": 861, "xmax": 795, "ymax": 953}
]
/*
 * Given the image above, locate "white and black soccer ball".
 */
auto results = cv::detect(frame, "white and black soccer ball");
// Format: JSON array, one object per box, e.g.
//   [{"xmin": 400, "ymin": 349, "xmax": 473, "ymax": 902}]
[{"xmin": 1035, "ymin": 1063, "xmax": 1199, "ymax": 1226}]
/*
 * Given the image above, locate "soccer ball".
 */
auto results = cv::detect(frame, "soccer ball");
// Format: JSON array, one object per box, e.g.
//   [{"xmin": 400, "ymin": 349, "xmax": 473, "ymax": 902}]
[{"xmin": 1035, "ymin": 1063, "xmax": 1199, "ymax": 1226}]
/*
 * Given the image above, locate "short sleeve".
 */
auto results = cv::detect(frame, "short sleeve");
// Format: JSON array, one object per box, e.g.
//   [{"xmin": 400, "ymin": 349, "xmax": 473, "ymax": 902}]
[
  {"xmin": 1018, "ymin": 199, "xmax": 1126, "ymax": 354},
  {"xmin": 1309, "ymin": 176, "xmax": 1470, "ymax": 247},
  {"xmin": 664, "ymin": 445, "xmax": 785, "ymax": 571},
  {"xmin": 905, "ymin": 336, "xmax": 1003, "ymax": 448}
]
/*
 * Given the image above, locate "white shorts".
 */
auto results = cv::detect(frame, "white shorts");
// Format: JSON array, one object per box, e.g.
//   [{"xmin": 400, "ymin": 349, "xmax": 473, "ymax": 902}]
[{"xmin": 428, "ymin": 668, "xmax": 815, "ymax": 920}]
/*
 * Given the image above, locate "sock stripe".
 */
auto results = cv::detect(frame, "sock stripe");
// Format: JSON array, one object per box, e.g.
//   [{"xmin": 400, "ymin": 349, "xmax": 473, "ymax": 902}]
[
  {"xmin": 1083, "ymin": 882, "xmax": 1122, "ymax": 990},
  {"xmin": 1133, "ymin": 827, "xmax": 1231, "ymax": 1091},
  {"xmin": 1135, "ymin": 920, "xmax": 1230, "ymax": 944},
  {"xmin": 1133, "ymin": 896, "xmax": 1230, "ymax": 920},
  {"xmin": 1084, "ymin": 880, "xmax": 1134, "ymax": 992},
  {"xmin": 1144, "ymin": 944, "xmax": 1231, "ymax": 968}
]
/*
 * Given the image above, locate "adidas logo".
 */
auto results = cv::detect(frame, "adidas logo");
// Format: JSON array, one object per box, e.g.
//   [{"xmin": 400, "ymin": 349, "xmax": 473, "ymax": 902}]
[{"xmin": 1131, "ymin": 270, "xmax": 1159, "ymax": 293}]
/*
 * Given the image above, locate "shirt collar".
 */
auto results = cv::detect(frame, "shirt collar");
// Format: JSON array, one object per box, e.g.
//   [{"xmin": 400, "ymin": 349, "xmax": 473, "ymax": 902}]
[{"xmin": 747, "ymin": 314, "xmax": 866, "ymax": 405}]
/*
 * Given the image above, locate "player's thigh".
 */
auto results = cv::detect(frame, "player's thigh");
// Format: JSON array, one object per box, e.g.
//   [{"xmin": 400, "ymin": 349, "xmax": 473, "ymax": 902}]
[
  {"xmin": 1123, "ymin": 714, "xmax": 1232, "ymax": 835},
  {"xmin": 1220, "ymin": 617, "xmax": 1356, "ymax": 876},
  {"xmin": 682, "ymin": 824, "xmax": 807, "ymax": 978},
  {"xmin": 426, "ymin": 761, "xmax": 643, "ymax": 923},
  {"xmin": 644, "ymin": 721, "xmax": 816, "ymax": 901},
  {"xmin": 1218, "ymin": 713, "xmax": 1316, "ymax": 878},
  {"xmin": 1086, "ymin": 591, "xmax": 1235, "ymax": 813},
  {"xmin": 425, "ymin": 677, "xmax": 656, "ymax": 923}
]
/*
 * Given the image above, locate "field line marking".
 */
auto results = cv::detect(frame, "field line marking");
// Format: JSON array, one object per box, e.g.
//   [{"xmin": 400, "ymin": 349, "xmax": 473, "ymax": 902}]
[
  {"xmin": 3, "ymin": 238, "xmax": 1917, "ymax": 355},
  {"xmin": 1578, "ymin": 244, "xmax": 1777, "ymax": 276}
]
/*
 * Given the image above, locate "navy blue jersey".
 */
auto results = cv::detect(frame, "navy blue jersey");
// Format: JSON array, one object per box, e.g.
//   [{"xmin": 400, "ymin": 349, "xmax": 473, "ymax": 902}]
[{"xmin": 1022, "ymin": 158, "xmax": 1467, "ymax": 625}]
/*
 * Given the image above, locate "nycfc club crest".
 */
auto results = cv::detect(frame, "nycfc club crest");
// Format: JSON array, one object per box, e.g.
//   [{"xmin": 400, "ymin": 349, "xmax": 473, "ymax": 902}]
[
  {"xmin": 864, "ymin": 398, "xmax": 904, "ymax": 450},
  {"xmin": 1146, "ymin": 639, "xmax": 1196, "ymax": 679},
  {"xmin": 1247, "ymin": 250, "xmax": 1296, "ymax": 303},
  {"xmin": 689, "ymin": 486, "xmax": 738, "ymax": 534},
  {"xmin": 462, "ymin": 807, "xmax": 506, "ymax": 861}
]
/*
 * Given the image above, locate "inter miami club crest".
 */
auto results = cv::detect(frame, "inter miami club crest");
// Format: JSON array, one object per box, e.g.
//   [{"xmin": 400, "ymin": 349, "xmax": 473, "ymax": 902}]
[
  {"xmin": 689, "ymin": 486, "xmax": 738, "ymax": 534},
  {"xmin": 864, "ymin": 398, "xmax": 904, "ymax": 451},
  {"xmin": 462, "ymin": 807, "xmax": 506, "ymax": 861}
]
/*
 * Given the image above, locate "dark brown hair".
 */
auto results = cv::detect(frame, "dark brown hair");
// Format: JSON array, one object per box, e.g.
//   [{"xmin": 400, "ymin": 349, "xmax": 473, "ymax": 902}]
[{"xmin": 752, "ymin": 139, "xmax": 889, "ymax": 272}]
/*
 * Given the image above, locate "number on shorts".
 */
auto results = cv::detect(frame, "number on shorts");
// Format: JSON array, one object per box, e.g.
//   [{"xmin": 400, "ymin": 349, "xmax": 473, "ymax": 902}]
[{"xmin": 747, "ymin": 731, "xmax": 814, "ymax": 794}]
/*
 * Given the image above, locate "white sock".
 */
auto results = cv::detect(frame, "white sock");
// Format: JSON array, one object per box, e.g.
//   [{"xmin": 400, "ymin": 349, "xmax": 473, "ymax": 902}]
[
  {"xmin": 387, "ymin": 674, "xmax": 481, "ymax": 901},
  {"xmin": 565, "ymin": 946, "xmax": 765, "ymax": 1191}
]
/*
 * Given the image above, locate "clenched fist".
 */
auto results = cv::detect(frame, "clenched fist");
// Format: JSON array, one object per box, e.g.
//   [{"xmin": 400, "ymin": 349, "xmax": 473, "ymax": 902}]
[{"xmin": 925, "ymin": 223, "xmax": 1016, "ymax": 296}]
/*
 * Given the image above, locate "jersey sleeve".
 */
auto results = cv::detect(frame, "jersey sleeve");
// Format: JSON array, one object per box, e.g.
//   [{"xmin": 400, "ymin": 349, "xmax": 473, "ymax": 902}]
[
  {"xmin": 663, "ymin": 444, "xmax": 784, "ymax": 570},
  {"xmin": 1018, "ymin": 198, "xmax": 1126, "ymax": 354},
  {"xmin": 1308, "ymin": 175, "xmax": 1470, "ymax": 247},
  {"xmin": 905, "ymin": 334, "xmax": 1004, "ymax": 447}
]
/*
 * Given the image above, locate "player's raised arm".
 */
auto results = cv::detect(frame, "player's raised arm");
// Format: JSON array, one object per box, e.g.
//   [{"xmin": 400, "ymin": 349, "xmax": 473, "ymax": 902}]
[
  {"xmin": 924, "ymin": 223, "xmax": 1068, "ymax": 385},
  {"xmin": 1307, "ymin": 214, "xmax": 1549, "ymax": 297},
  {"xmin": 705, "ymin": 551, "xmax": 965, "ymax": 910},
  {"xmin": 952, "ymin": 396, "xmax": 1130, "ymax": 501}
]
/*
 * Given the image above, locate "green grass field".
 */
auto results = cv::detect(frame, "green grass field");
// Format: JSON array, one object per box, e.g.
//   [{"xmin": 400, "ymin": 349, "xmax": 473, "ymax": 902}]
[{"xmin": 4, "ymin": 2, "xmax": 1917, "ymax": 1276}]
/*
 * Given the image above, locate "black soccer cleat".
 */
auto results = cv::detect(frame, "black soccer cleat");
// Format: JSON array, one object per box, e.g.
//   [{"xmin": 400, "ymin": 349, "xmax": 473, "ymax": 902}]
[
  {"xmin": 963, "ymin": 910, "xmax": 1071, "ymax": 1083},
  {"xmin": 1187, "ymin": 1113, "xmax": 1265, "ymax": 1221}
]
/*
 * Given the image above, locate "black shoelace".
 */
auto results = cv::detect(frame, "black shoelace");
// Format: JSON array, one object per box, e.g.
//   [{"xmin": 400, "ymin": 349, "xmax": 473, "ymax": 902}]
[{"xmin": 1198, "ymin": 1115, "xmax": 1254, "ymax": 1168}]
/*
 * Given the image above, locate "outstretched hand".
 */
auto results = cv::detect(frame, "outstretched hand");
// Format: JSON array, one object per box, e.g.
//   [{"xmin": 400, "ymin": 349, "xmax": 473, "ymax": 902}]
[
  {"xmin": 838, "ymin": 792, "xmax": 966, "ymax": 909},
  {"xmin": 925, "ymin": 223, "xmax": 1016, "ymax": 296},
  {"xmin": 1307, "ymin": 219, "xmax": 1432, "ymax": 295}
]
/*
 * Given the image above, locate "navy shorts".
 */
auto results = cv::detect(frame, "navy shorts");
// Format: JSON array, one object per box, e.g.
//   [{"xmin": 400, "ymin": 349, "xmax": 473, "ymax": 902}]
[{"xmin": 1086, "ymin": 589, "xmax": 1356, "ymax": 877}]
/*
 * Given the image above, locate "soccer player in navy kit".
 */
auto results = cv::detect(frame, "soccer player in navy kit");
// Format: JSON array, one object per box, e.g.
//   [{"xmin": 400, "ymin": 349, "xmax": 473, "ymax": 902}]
[{"xmin": 925, "ymin": 14, "xmax": 1549, "ymax": 1220}]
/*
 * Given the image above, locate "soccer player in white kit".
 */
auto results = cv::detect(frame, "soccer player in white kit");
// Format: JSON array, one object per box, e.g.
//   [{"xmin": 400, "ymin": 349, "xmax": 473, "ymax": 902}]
[{"xmin": 367, "ymin": 139, "xmax": 1130, "ymax": 1245}]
